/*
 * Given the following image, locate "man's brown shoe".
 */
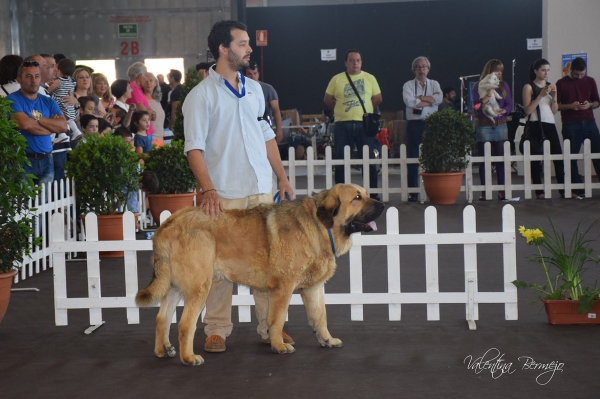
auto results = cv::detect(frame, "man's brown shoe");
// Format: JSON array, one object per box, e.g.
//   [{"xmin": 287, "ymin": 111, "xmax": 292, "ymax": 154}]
[
  {"xmin": 261, "ymin": 331, "xmax": 295, "ymax": 345},
  {"xmin": 204, "ymin": 335, "xmax": 226, "ymax": 352}
]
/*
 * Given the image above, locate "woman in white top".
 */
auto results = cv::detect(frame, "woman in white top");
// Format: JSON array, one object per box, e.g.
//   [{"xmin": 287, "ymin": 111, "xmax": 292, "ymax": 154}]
[
  {"xmin": 522, "ymin": 58, "xmax": 576, "ymax": 199},
  {"xmin": 144, "ymin": 72, "xmax": 165, "ymax": 148}
]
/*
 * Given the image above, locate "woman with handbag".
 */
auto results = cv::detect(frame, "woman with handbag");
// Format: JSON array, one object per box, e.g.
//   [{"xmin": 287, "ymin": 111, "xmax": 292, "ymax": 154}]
[
  {"xmin": 472, "ymin": 59, "xmax": 513, "ymax": 201},
  {"xmin": 522, "ymin": 59, "xmax": 578, "ymax": 199}
]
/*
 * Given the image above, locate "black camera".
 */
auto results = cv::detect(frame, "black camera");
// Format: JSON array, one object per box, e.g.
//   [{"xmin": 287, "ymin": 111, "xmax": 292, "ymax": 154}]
[{"xmin": 412, "ymin": 108, "xmax": 422, "ymax": 115}]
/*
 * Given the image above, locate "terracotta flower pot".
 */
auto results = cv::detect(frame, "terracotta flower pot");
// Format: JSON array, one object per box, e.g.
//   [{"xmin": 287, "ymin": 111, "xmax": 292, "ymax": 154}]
[
  {"xmin": 0, "ymin": 269, "xmax": 18, "ymax": 323},
  {"xmin": 543, "ymin": 299, "xmax": 600, "ymax": 325},
  {"xmin": 147, "ymin": 193, "xmax": 195, "ymax": 226},
  {"xmin": 79, "ymin": 214, "xmax": 139, "ymax": 258},
  {"xmin": 420, "ymin": 172, "xmax": 465, "ymax": 204}
]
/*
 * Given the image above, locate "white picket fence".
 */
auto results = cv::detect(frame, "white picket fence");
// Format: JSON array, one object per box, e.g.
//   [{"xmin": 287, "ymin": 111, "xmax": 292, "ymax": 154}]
[
  {"xmin": 281, "ymin": 139, "xmax": 600, "ymax": 201},
  {"xmin": 50, "ymin": 205, "xmax": 517, "ymax": 331},
  {"xmin": 13, "ymin": 178, "xmax": 77, "ymax": 282}
]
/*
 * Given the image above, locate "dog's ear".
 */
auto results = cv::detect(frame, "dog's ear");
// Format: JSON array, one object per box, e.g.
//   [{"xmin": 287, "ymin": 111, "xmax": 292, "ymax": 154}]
[{"xmin": 316, "ymin": 190, "xmax": 340, "ymax": 229}]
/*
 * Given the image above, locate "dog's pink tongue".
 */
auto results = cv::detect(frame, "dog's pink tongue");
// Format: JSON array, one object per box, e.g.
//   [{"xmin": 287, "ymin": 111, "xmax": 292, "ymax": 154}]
[{"xmin": 368, "ymin": 221, "xmax": 377, "ymax": 231}]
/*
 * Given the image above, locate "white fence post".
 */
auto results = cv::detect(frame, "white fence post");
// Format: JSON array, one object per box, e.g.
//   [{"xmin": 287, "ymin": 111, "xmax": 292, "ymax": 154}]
[
  {"xmin": 84, "ymin": 213, "xmax": 103, "ymax": 327},
  {"xmin": 502, "ymin": 205, "xmax": 518, "ymax": 320},
  {"xmin": 386, "ymin": 207, "xmax": 401, "ymax": 320},
  {"xmin": 424, "ymin": 207, "xmax": 440, "ymax": 320},
  {"xmin": 52, "ymin": 212, "xmax": 68, "ymax": 326},
  {"xmin": 123, "ymin": 211, "xmax": 140, "ymax": 324},
  {"xmin": 463, "ymin": 206, "xmax": 479, "ymax": 329}
]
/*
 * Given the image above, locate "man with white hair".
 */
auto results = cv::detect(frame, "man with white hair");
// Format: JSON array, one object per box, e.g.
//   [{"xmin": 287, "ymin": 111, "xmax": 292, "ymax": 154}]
[
  {"xmin": 126, "ymin": 62, "xmax": 155, "ymax": 138},
  {"xmin": 402, "ymin": 56, "xmax": 442, "ymax": 202}
]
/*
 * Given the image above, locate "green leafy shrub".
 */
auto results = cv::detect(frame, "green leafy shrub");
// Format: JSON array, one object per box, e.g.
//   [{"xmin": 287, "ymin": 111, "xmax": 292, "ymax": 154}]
[
  {"xmin": 146, "ymin": 140, "xmax": 196, "ymax": 194},
  {"xmin": 0, "ymin": 96, "xmax": 42, "ymax": 273},
  {"xmin": 419, "ymin": 108, "xmax": 475, "ymax": 173},
  {"xmin": 172, "ymin": 66, "xmax": 202, "ymax": 142},
  {"xmin": 66, "ymin": 134, "xmax": 140, "ymax": 215}
]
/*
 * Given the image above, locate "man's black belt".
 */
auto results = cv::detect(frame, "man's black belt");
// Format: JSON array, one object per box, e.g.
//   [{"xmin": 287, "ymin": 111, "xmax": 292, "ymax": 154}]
[{"xmin": 25, "ymin": 151, "xmax": 52, "ymax": 159}]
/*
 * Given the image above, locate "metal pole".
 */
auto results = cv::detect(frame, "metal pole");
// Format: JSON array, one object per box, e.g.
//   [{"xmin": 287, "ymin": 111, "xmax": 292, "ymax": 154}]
[
  {"xmin": 512, "ymin": 59, "xmax": 516, "ymax": 103},
  {"xmin": 261, "ymin": 47, "xmax": 264, "ymax": 81}
]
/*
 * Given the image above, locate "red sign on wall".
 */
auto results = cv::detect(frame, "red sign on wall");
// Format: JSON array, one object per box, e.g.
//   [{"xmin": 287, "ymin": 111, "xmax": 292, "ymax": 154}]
[{"xmin": 256, "ymin": 30, "xmax": 268, "ymax": 46}]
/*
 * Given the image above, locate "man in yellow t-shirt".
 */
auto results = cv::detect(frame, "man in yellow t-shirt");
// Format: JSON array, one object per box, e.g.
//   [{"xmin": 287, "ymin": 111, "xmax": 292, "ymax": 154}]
[{"xmin": 324, "ymin": 49, "xmax": 382, "ymax": 198}]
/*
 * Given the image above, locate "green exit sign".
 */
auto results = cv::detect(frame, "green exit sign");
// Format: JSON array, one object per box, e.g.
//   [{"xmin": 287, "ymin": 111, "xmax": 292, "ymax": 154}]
[{"xmin": 118, "ymin": 24, "xmax": 138, "ymax": 38}]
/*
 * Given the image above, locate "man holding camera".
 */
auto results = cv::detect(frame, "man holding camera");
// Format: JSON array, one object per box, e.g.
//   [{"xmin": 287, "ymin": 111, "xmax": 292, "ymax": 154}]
[
  {"xmin": 556, "ymin": 57, "xmax": 600, "ymax": 196},
  {"xmin": 324, "ymin": 49, "xmax": 382, "ymax": 199},
  {"xmin": 402, "ymin": 56, "xmax": 442, "ymax": 202}
]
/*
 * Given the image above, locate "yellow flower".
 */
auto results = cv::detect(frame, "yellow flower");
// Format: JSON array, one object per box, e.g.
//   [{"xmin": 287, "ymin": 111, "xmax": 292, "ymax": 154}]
[
  {"xmin": 531, "ymin": 228, "xmax": 544, "ymax": 240},
  {"xmin": 519, "ymin": 226, "xmax": 544, "ymax": 244},
  {"xmin": 519, "ymin": 225, "xmax": 526, "ymax": 235}
]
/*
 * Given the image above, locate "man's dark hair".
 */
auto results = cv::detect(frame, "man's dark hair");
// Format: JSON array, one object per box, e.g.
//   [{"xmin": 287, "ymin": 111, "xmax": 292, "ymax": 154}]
[
  {"xmin": 345, "ymin": 49, "xmax": 362, "ymax": 62},
  {"xmin": 80, "ymin": 114, "xmax": 98, "ymax": 129},
  {"xmin": 57, "ymin": 58, "xmax": 75, "ymax": 77},
  {"xmin": 40, "ymin": 53, "xmax": 53, "ymax": 60},
  {"xmin": 207, "ymin": 20, "xmax": 247, "ymax": 61},
  {"xmin": 196, "ymin": 62, "xmax": 214, "ymax": 71},
  {"xmin": 169, "ymin": 69, "xmax": 182, "ymax": 83},
  {"xmin": 54, "ymin": 54, "xmax": 66, "ymax": 63},
  {"xmin": 111, "ymin": 79, "xmax": 129, "ymax": 99},
  {"xmin": 571, "ymin": 57, "xmax": 587, "ymax": 72},
  {"xmin": 443, "ymin": 87, "xmax": 456, "ymax": 97},
  {"xmin": 245, "ymin": 60, "xmax": 259, "ymax": 73}
]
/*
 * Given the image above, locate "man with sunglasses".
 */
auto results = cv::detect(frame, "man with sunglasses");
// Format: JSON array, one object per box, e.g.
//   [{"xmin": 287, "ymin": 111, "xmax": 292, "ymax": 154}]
[{"xmin": 6, "ymin": 60, "xmax": 67, "ymax": 185}]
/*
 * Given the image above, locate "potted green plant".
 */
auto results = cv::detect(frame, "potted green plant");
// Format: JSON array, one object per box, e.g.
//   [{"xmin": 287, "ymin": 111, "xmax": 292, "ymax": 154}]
[
  {"xmin": 145, "ymin": 140, "xmax": 197, "ymax": 226},
  {"xmin": 66, "ymin": 133, "xmax": 140, "ymax": 257},
  {"xmin": 419, "ymin": 108, "xmax": 475, "ymax": 204},
  {"xmin": 0, "ymin": 96, "xmax": 42, "ymax": 322},
  {"xmin": 513, "ymin": 220, "xmax": 600, "ymax": 324},
  {"xmin": 172, "ymin": 66, "xmax": 202, "ymax": 142}
]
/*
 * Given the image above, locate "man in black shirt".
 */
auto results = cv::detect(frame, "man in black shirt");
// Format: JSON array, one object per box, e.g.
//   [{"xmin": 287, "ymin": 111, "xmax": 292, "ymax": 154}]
[{"xmin": 166, "ymin": 69, "xmax": 182, "ymax": 130}]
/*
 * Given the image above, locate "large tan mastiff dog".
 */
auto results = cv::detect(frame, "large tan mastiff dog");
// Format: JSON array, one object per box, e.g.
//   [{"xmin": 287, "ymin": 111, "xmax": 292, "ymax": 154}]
[{"xmin": 136, "ymin": 183, "xmax": 384, "ymax": 366}]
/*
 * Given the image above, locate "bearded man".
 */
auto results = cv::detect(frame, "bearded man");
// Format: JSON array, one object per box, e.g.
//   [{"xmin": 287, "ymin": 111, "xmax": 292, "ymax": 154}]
[{"xmin": 182, "ymin": 20, "xmax": 294, "ymax": 353}]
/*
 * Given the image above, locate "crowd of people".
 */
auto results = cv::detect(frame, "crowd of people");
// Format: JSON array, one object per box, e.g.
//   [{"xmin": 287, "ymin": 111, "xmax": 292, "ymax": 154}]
[
  {"xmin": 0, "ymin": 52, "xmax": 201, "ymax": 185},
  {"xmin": 1, "ymin": 28, "xmax": 599, "ymax": 201}
]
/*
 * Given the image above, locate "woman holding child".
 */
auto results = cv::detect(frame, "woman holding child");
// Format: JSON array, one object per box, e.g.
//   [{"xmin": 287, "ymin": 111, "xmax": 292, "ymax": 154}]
[
  {"xmin": 472, "ymin": 59, "xmax": 513, "ymax": 201},
  {"xmin": 144, "ymin": 72, "xmax": 165, "ymax": 148}
]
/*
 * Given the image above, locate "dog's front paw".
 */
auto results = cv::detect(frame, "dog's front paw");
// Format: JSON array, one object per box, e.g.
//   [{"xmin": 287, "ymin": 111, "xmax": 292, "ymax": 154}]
[
  {"xmin": 181, "ymin": 354, "xmax": 205, "ymax": 366},
  {"xmin": 319, "ymin": 337, "xmax": 343, "ymax": 348},
  {"xmin": 271, "ymin": 343, "xmax": 296, "ymax": 354}
]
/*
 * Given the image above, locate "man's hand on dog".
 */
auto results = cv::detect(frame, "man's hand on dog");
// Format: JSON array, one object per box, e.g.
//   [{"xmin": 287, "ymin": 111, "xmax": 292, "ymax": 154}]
[{"xmin": 201, "ymin": 190, "xmax": 224, "ymax": 218}]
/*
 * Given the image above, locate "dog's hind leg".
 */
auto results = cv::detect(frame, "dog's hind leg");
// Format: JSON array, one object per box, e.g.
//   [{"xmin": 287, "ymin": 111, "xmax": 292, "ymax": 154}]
[
  {"xmin": 154, "ymin": 288, "xmax": 181, "ymax": 358},
  {"xmin": 267, "ymin": 285, "xmax": 296, "ymax": 354},
  {"xmin": 299, "ymin": 284, "xmax": 343, "ymax": 348},
  {"xmin": 178, "ymin": 281, "xmax": 211, "ymax": 366}
]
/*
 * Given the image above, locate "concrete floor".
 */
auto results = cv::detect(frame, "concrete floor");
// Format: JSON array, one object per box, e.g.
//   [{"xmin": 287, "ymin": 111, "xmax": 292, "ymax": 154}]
[{"xmin": 1, "ymin": 190, "xmax": 600, "ymax": 398}]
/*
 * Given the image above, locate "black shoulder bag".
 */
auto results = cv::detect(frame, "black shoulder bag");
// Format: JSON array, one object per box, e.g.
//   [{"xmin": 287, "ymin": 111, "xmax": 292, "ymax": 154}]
[
  {"xmin": 345, "ymin": 72, "xmax": 381, "ymax": 137},
  {"xmin": 519, "ymin": 82, "xmax": 547, "ymax": 155}
]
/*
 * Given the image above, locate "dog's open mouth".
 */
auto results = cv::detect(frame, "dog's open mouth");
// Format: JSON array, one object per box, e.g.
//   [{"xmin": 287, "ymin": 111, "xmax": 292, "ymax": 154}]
[{"xmin": 350, "ymin": 220, "xmax": 378, "ymax": 232}]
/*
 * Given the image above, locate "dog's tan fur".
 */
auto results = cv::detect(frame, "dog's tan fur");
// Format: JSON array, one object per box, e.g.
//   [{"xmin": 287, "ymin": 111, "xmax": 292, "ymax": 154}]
[{"xmin": 136, "ymin": 183, "xmax": 384, "ymax": 366}]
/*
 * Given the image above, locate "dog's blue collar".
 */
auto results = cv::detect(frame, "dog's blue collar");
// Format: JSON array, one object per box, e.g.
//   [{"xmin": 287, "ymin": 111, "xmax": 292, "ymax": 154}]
[{"xmin": 327, "ymin": 229, "xmax": 336, "ymax": 255}]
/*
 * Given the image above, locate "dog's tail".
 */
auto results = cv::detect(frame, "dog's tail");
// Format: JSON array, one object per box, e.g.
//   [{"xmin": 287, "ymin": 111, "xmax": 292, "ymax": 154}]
[{"xmin": 135, "ymin": 237, "xmax": 172, "ymax": 307}]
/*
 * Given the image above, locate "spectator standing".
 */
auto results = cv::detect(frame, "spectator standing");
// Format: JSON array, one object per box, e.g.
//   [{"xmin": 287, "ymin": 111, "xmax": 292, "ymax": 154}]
[
  {"xmin": 0, "ymin": 55, "xmax": 23, "ymax": 96},
  {"xmin": 472, "ymin": 59, "xmax": 513, "ymax": 201},
  {"xmin": 91, "ymin": 73, "xmax": 114, "ymax": 113},
  {"xmin": 126, "ymin": 62, "xmax": 155, "ymax": 140},
  {"xmin": 324, "ymin": 49, "xmax": 382, "ymax": 199},
  {"xmin": 556, "ymin": 57, "xmax": 600, "ymax": 197},
  {"xmin": 48, "ymin": 59, "xmax": 84, "ymax": 143},
  {"xmin": 157, "ymin": 73, "xmax": 171, "ymax": 111},
  {"xmin": 244, "ymin": 62, "xmax": 283, "ymax": 142},
  {"xmin": 183, "ymin": 20, "xmax": 294, "ymax": 354},
  {"xmin": 196, "ymin": 62, "xmax": 214, "ymax": 80},
  {"xmin": 144, "ymin": 72, "xmax": 165, "ymax": 147},
  {"xmin": 402, "ymin": 56, "xmax": 442, "ymax": 202},
  {"xmin": 438, "ymin": 86, "xmax": 459, "ymax": 112},
  {"xmin": 522, "ymin": 58, "xmax": 575, "ymax": 199},
  {"xmin": 7, "ymin": 60, "xmax": 67, "ymax": 185},
  {"xmin": 131, "ymin": 110, "xmax": 152, "ymax": 154},
  {"xmin": 166, "ymin": 69, "xmax": 182, "ymax": 130}
]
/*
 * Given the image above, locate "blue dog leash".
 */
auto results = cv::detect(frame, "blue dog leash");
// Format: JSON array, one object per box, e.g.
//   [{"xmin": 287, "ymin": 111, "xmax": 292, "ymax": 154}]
[{"xmin": 273, "ymin": 191, "xmax": 336, "ymax": 255}]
